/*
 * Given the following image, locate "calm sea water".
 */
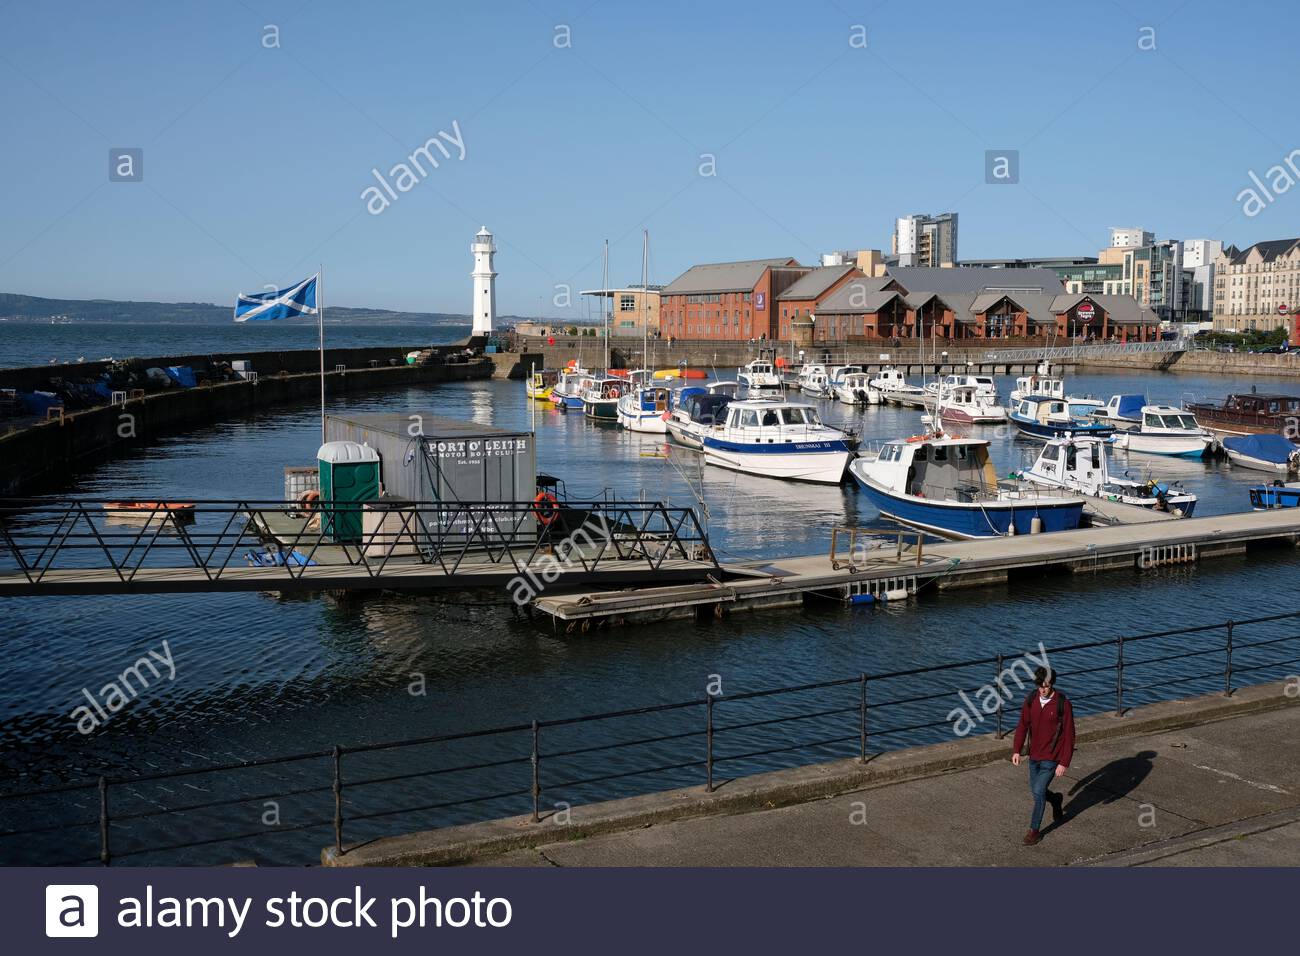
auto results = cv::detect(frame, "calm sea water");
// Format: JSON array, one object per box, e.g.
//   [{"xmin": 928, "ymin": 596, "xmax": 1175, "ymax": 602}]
[
  {"xmin": 2, "ymin": 364, "xmax": 1300, "ymax": 863},
  {"xmin": 0, "ymin": 320, "xmax": 468, "ymax": 369}
]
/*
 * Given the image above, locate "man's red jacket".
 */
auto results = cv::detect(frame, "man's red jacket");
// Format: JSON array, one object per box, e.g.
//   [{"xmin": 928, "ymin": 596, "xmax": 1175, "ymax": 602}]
[{"xmin": 1012, "ymin": 691, "xmax": 1075, "ymax": 767}]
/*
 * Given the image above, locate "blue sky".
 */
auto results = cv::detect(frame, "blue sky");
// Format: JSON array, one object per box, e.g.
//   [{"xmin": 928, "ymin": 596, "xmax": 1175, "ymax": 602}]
[{"xmin": 1, "ymin": 0, "xmax": 1297, "ymax": 318}]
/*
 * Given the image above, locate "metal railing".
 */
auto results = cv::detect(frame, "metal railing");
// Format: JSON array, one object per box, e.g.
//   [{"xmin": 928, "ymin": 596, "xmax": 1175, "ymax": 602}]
[
  {"xmin": 3, "ymin": 610, "xmax": 1298, "ymax": 866},
  {"xmin": 983, "ymin": 340, "xmax": 1185, "ymax": 363},
  {"xmin": 0, "ymin": 497, "xmax": 718, "ymax": 587}
]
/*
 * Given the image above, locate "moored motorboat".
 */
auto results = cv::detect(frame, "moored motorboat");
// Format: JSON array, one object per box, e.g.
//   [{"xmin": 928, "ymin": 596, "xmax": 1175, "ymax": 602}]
[
  {"xmin": 1187, "ymin": 392, "xmax": 1300, "ymax": 439},
  {"xmin": 1249, "ymin": 481, "xmax": 1300, "ymax": 510},
  {"xmin": 616, "ymin": 383, "xmax": 672, "ymax": 433},
  {"xmin": 849, "ymin": 435, "xmax": 1085, "ymax": 538},
  {"xmin": 525, "ymin": 369, "xmax": 559, "ymax": 401},
  {"xmin": 833, "ymin": 371, "xmax": 876, "ymax": 405},
  {"xmin": 581, "ymin": 377, "xmax": 624, "ymax": 421},
  {"xmin": 666, "ymin": 389, "xmax": 732, "ymax": 449},
  {"xmin": 1109, "ymin": 405, "xmax": 1215, "ymax": 458},
  {"xmin": 1009, "ymin": 396, "xmax": 1116, "ymax": 441},
  {"xmin": 1093, "ymin": 394, "xmax": 1147, "ymax": 427},
  {"xmin": 933, "ymin": 384, "xmax": 1006, "ymax": 424},
  {"xmin": 702, "ymin": 400, "xmax": 857, "ymax": 483},
  {"xmin": 871, "ymin": 367, "xmax": 926, "ymax": 407},
  {"xmin": 1222, "ymin": 434, "xmax": 1300, "ymax": 474},
  {"xmin": 1018, "ymin": 436, "xmax": 1196, "ymax": 516},
  {"xmin": 550, "ymin": 367, "xmax": 592, "ymax": 409},
  {"xmin": 738, "ymin": 357, "xmax": 781, "ymax": 394}
]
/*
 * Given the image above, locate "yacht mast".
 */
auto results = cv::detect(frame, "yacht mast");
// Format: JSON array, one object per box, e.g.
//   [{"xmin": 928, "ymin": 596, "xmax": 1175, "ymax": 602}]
[
  {"xmin": 602, "ymin": 239, "xmax": 610, "ymax": 371},
  {"xmin": 641, "ymin": 230, "xmax": 649, "ymax": 372}
]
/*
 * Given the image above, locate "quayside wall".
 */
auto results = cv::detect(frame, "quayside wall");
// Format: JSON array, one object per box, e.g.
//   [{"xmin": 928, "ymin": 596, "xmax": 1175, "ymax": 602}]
[{"xmin": 0, "ymin": 354, "xmax": 493, "ymax": 495}]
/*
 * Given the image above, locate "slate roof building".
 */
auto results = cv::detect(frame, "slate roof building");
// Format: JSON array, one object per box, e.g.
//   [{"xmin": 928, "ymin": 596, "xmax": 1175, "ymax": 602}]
[
  {"xmin": 659, "ymin": 257, "xmax": 806, "ymax": 340},
  {"xmin": 1212, "ymin": 238, "xmax": 1300, "ymax": 332}
]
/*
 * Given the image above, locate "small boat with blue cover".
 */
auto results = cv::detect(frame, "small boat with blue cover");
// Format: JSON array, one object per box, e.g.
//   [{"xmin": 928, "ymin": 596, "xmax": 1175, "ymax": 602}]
[{"xmin": 1222, "ymin": 433, "xmax": 1300, "ymax": 474}]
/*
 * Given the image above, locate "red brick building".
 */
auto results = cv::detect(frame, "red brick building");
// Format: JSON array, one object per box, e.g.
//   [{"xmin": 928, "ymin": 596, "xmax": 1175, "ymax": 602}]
[
  {"xmin": 659, "ymin": 258, "xmax": 805, "ymax": 340},
  {"xmin": 774, "ymin": 265, "xmax": 863, "ymax": 339}
]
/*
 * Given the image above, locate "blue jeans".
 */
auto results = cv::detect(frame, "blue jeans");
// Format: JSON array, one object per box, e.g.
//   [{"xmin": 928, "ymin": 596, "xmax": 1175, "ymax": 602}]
[{"xmin": 1028, "ymin": 759, "xmax": 1058, "ymax": 831}]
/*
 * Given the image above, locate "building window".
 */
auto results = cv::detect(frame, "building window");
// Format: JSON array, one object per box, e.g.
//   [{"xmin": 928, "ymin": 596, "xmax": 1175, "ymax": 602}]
[{"xmin": 619, "ymin": 295, "xmax": 635, "ymax": 311}]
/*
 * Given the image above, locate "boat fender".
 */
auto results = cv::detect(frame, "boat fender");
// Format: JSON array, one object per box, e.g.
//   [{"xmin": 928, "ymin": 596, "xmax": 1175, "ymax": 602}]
[
  {"xmin": 849, "ymin": 593, "xmax": 876, "ymax": 605},
  {"xmin": 883, "ymin": 587, "xmax": 909, "ymax": 602},
  {"xmin": 1030, "ymin": 515, "xmax": 1044, "ymax": 534},
  {"xmin": 532, "ymin": 491, "xmax": 559, "ymax": 526}
]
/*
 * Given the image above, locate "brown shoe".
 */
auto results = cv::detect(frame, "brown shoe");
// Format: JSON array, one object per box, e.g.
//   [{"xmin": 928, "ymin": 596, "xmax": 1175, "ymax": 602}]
[
  {"xmin": 1048, "ymin": 791, "xmax": 1064, "ymax": 823},
  {"xmin": 1023, "ymin": 829, "xmax": 1041, "ymax": 846}
]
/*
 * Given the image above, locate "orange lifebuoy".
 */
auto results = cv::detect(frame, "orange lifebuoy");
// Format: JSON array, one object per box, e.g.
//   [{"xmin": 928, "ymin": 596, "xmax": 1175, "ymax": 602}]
[
  {"xmin": 609, "ymin": 386, "xmax": 620, "ymax": 398},
  {"xmin": 299, "ymin": 489, "xmax": 321, "ymax": 510},
  {"xmin": 533, "ymin": 491, "xmax": 559, "ymax": 526},
  {"xmin": 905, "ymin": 435, "xmax": 926, "ymax": 443}
]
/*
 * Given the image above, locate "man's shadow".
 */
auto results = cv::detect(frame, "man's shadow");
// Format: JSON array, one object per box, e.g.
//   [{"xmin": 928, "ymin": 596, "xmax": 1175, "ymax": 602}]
[{"xmin": 1042, "ymin": 750, "xmax": 1157, "ymax": 835}]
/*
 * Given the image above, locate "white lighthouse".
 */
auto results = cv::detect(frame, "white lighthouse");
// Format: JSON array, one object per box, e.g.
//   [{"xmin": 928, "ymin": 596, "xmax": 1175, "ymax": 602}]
[{"xmin": 470, "ymin": 226, "xmax": 497, "ymax": 337}]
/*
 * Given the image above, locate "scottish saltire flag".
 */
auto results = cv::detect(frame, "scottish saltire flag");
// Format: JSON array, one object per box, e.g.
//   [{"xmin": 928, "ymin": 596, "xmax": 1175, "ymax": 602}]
[{"xmin": 234, "ymin": 275, "xmax": 318, "ymax": 322}]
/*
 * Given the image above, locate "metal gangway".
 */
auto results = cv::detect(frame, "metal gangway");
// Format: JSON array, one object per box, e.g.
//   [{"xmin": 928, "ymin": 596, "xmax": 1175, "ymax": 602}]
[
  {"xmin": 0, "ymin": 497, "xmax": 719, "ymax": 596},
  {"xmin": 982, "ymin": 339, "xmax": 1186, "ymax": 364}
]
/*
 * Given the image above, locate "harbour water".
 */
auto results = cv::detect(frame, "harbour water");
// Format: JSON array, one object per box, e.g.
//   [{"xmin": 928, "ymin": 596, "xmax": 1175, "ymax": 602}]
[
  {"xmin": 0, "ymin": 320, "xmax": 468, "ymax": 369},
  {"xmin": 2, "ymin": 363, "xmax": 1300, "ymax": 863}
]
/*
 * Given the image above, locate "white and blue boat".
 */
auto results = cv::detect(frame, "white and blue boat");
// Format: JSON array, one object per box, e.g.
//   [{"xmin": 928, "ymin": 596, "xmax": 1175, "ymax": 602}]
[
  {"xmin": 849, "ymin": 434, "xmax": 1085, "ymax": 539},
  {"xmin": 1249, "ymin": 481, "xmax": 1300, "ymax": 509},
  {"xmin": 1094, "ymin": 393, "xmax": 1147, "ymax": 426},
  {"xmin": 1222, "ymin": 433, "xmax": 1300, "ymax": 474},
  {"xmin": 1009, "ymin": 396, "xmax": 1116, "ymax": 442},
  {"xmin": 617, "ymin": 383, "xmax": 672, "ymax": 433},
  {"xmin": 1109, "ymin": 404, "xmax": 1215, "ymax": 458},
  {"xmin": 1019, "ymin": 436, "xmax": 1197, "ymax": 517},
  {"xmin": 550, "ymin": 368, "xmax": 592, "ymax": 410},
  {"xmin": 703, "ymin": 400, "xmax": 857, "ymax": 483}
]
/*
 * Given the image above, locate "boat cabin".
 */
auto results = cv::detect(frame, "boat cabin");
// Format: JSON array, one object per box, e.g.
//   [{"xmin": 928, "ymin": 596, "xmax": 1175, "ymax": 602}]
[
  {"xmin": 1225, "ymin": 394, "xmax": 1300, "ymax": 416},
  {"xmin": 717, "ymin": 401, "xmax": 827, "ymax": 441},
  {"xmin": 1098, "ymin": 394, "xmax": 1146, "ymax": 422},
  {"xmin": 873, "ymin": 438, "xmax": 999, "ymax": 500},
  {"xmin": 938, "ymin": 373, "xmax": 997, "ymax": 395},
  {"xmin": 1032, "ymin": 438, "xmax": 1108, "ymax": 486},
  {"xmin": 1015, "ymin": 396, "xmax": 1075, "ymax": 425},
  {"xmin": 681, "ymin": 391, "xmax": 732, "ymax": 426},
  {"xmin": 1014, "ymin": 375, "xmax": 1064, "ymax": 400},
  {"xmin": 633, "ymin": 385, "xmax": 672, "ymax": 413},
  {"xmin": 1140, "ymin": 405, "xmax": 1201, "ymax": 433}
]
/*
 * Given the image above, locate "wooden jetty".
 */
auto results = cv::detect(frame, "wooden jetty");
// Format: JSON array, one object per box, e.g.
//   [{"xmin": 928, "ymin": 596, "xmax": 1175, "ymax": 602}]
[{"xmin": 531, "ymin": 508, "xmax": 1300, "ymax": 629}]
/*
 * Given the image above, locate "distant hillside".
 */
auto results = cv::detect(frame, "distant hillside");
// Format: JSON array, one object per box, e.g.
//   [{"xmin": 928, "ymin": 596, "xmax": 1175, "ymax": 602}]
[{"xmin": 0, "ymin": 292, "xmax": 474, "ymax": 326}]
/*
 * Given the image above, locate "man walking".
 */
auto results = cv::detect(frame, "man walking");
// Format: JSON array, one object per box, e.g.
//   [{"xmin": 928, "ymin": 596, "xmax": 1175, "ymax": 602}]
[{"xmin": 1011, "ymin": 666, "xmax": 1076, "ymax": 846}]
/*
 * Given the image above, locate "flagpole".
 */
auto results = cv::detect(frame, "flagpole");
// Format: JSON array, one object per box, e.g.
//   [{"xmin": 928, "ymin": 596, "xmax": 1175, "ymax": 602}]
[{"xmin": 318, "ymin": 265, "xmax": 326, "ymax": 445}]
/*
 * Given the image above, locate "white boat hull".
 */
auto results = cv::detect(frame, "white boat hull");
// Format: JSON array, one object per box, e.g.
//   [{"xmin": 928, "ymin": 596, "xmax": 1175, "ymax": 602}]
[
  {"xmin": 1226, "ymin": 449, "xmax": 1297, "ymax": 473},
  {"xmin": 703, "ymin": 446, "xmax": 851, "ymax": 484},
  {"xmin": 1111, "ymin": 432, "xmax": 1212, "ymax": 457},
  {"xmin": 618, "ymin": 409, "xmax": 668, "ymax": 433}
]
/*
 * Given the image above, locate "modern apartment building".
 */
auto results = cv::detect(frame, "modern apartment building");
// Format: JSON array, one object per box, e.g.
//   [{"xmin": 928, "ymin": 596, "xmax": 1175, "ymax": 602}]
[
  {"xmin": 1110, "ymin": 227, "xmax": 1154, "ymax": 249},
  {"xmin": 1181, "ymin": 239, "xmax": 1223, "ymax": 321},
  {"xmin": 892, "ymin": 213, "xmax": 958, "ymax": 267},
  {"xmin": 1212, "ymin": 238, "xmax": 1300, "ymax": 332}
]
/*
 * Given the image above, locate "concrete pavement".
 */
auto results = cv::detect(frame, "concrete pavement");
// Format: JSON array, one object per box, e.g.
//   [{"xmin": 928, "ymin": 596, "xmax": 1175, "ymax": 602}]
[{"xmin": 459, "ymin": 705, "xmax": 1300, "ymax": 867}]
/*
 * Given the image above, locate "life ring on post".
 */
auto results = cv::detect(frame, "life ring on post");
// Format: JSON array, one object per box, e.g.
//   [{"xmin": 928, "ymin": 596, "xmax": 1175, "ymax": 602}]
[
  {"xmin": 299, "ymin": 489, "xmax": 321, "ymax": 511},
  {"xmin": 533, "ymin": 491, "xmax": 559, "ymax": 526}
]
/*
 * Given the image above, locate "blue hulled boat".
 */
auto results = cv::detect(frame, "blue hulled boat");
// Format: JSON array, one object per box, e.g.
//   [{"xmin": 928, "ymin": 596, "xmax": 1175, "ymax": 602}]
[
  {"xmin": 1009, "ymin": 396, "xmax": 1116, "ymax": 442},
  {"xmin": 1249, "ymin": 481, "xmax": 1300, "ymax": 509},
  {"xmin": 849, "ymin": 434, "xmax": 1085, "ymax": 539}
]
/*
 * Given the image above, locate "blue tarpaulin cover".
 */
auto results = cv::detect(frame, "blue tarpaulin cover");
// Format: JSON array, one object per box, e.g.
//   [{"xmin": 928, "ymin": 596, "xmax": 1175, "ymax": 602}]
[
  {"xmin": 19, "ymin": 391, "xmax": 61, "ymax": 414},
  {"xmin": 1115, "ymin": 394, "xmax": 1147, "ymax": 419},
  {"xmin": 164, "ymin": 366, "xmax": 197, "ymax": 388},
  {"xmin": 1223, "ymin": 433, "xmax": 1299, "ymax": 464}
]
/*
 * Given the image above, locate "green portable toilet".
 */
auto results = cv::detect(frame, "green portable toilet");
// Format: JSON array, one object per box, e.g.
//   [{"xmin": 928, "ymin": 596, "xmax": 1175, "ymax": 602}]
[{"xmin": 317, "ymin": 441, "xmax": 381, "ymax": 543}]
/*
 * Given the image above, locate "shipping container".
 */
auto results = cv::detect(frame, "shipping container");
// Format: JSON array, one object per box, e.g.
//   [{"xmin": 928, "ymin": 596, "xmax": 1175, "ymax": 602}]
[{"xmin": 323, "ymin": 412, "xmax": 538, "ymax": 544}]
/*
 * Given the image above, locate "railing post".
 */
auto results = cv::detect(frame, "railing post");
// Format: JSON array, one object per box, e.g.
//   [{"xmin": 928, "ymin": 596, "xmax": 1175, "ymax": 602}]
[
  {"xmin": 98, "ymin": 776, "xmax": 110, "ymax": 866},
  {"xmin": 994, "ymin": 654, "xmax": 1005, "ymax": 739},
  {"xmin": 1224, "ymin": 619, "xmax": 1235, "ymax": 698},
  {"xmin": 859, "ymin": 673, "xmax": 868, "ymax": 762},
  {"xmin": 332, "ymin": 745, "xmax": 343, "ymax": 854},
  {"xmin": 1115, "ymin": 636, "xmax": 1125, "ymax": 717},
  {"xmin": 705, "ymin": 695, "xmax": 714, "ymax": 793},
  {"xmin": 530, "ymin": 719, "xmax": 541, "ymax": 823}
]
